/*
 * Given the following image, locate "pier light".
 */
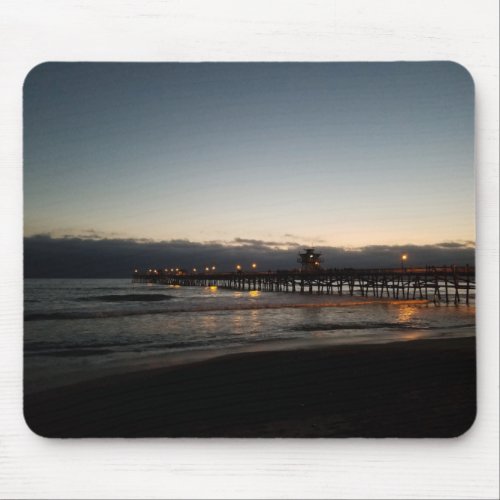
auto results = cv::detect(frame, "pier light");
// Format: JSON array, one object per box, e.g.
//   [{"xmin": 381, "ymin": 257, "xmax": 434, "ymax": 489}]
[
  {"xmin": 236, "ymin": 264, "xmax": 242, "ymax": 271},
  {"xmin": 401, "ymin": 254, "xmax": 408, "ymax": 271},
  {"xmin": 212, "ymin": 266, "xmax": 216, "ymax": 270},
  {"xmin": 205, "ymin": 267, "xmax": 210, "ymax": 271},
  {"xmin": 148, "ymin": 269, "xmax": 152, "ymax": 272},
  {"xmin": 134, "ymin": 269, "xmax": 138, "ymax": 273},
  {"xmin": 175, "ymin": 268, "xmax": 179, "ymax": 272},
  {"xmin": 193, "ymin": 268, "xmax": 197, "ymax": 273},
  {"xmin": 252, "ymin": 263, "xmax": 257, "ymax": 269},
  {"xmin": 170, "ymin": 268, "xmax": 174, "ymax": 272}
]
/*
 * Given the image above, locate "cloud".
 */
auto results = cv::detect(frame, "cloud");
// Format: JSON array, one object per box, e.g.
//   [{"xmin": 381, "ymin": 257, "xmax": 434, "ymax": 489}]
[
  {"xmin": 232, "ymin": 237, "xmax": 300, "ymax": 248},
  {"xmin": 282, "ymin": 234, "xmax": 327, "ymax": 244},
  {"xmin": 46, "ymin": 228, "xmax": 125, "ymax": 240},
  {"xmin": 24, "ymin": 235, "xmax": 475, "ymax": 278},
  {"xmin": 434, "ymin": 241, "xmax": 475, "ymax": 249}
]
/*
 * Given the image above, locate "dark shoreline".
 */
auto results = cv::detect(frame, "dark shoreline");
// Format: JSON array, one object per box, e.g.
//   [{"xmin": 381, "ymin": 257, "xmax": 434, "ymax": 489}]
[{"xmin": 24, "ymin": 337, "xmax": 476, "ymax": 438}]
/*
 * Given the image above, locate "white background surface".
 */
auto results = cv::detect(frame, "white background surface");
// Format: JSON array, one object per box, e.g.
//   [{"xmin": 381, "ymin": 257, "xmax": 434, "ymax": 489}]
[{"xmin": 0, "ymin": 1, "xmax": 498, "ymax": 498}]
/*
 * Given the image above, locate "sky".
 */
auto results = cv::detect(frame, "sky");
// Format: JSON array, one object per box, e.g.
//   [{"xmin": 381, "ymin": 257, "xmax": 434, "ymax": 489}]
[{"xmin": 23, "ymin": 62, "xmax": 475, "ymax": 276}]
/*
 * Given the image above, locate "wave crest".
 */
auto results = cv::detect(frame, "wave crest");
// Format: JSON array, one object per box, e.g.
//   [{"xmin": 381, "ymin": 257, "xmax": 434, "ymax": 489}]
[{"xmin": 77, "ymin": 294, "xmax": 174, "ymax": 302}]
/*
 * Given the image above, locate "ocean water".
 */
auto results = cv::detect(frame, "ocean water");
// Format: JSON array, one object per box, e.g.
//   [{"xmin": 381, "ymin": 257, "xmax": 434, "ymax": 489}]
[{"xmin": 24, "ymin": 279, "xmax": 475, "ymax": 392}]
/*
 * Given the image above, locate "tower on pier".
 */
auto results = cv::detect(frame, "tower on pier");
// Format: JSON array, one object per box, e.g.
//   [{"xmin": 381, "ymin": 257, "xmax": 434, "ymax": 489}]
[{"xmin": 297, "ymin": 248, "xmax": 323, "ymax": 272}]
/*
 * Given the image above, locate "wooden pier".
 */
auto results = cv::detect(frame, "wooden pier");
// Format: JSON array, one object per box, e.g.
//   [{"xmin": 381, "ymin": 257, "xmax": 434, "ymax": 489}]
[{"xmin": 133, "ymin": 265, "xmax": 475, "ymax": 305}]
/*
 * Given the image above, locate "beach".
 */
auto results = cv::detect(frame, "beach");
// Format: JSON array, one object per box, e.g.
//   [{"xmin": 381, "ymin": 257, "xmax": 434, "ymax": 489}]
[{"xmin": 25, "ymin": 336, "xmax": 475, "ymax": 438}]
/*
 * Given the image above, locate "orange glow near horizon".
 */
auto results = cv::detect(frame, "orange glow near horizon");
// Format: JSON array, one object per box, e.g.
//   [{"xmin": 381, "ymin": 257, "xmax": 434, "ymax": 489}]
[{"xmin": 25, "ymin": 226, "xmax": 476, "ymax": 254}]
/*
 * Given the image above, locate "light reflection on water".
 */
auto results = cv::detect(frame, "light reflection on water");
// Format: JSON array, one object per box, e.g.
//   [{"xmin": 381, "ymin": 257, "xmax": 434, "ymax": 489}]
[
  {"xmin": 199, "ymin": 312, "xmax": 218, "ymax": 333},
  {"xmin": 397, "ymin": 304, "xmax": 418, "ymax": 323}
]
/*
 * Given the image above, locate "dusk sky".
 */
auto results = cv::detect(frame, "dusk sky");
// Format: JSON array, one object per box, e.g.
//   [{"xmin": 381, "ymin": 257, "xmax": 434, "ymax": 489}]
[{"xmin": 24, "ymin": 62, "xmax": 474, "ymax": 275}]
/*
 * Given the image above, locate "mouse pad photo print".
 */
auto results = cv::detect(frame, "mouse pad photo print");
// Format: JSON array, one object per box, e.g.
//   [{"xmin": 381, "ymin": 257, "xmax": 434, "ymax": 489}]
[{"xmin": 23, "ymin": 62, "xmax": 476, "ymax": 438}]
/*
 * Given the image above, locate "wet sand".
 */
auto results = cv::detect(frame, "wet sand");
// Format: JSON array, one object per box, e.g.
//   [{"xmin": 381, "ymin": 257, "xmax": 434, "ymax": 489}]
[{"xmin": 24, "ymin": 337, "xmax": 476, "ymax": 438}]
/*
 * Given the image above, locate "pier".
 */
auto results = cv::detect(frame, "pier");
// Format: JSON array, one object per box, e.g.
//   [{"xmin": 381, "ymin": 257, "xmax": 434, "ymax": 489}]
[{"xmin": 132, "ymin": 265, "xmax": 475, "ymax": 305}]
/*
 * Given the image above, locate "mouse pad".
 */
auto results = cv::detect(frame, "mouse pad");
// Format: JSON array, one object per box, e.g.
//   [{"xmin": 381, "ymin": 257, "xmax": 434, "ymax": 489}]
[{"xmin": 23, "ymin": 62, "xmax": 476, "ymax": 438}]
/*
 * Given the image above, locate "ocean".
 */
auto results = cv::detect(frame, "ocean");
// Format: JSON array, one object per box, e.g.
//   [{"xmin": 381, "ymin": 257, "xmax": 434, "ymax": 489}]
[{"xmin": 24, "ymin": 278, "xmax": 475, "ymax": 393}]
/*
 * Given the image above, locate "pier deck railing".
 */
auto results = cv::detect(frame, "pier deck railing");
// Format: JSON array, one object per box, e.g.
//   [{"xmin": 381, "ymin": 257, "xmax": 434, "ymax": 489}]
[{"xmin": 132, "ymin": 266, "xmax": 475, "ymax": 304}]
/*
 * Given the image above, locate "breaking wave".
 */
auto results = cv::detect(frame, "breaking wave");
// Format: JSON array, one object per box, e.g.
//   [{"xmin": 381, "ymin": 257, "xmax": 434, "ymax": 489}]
[
  {"xmin": 77, "ymin": 294, "xmax": 175, "ymax": 302},
  {"xmin": 24, "ymin": 338, "xmax": 226, "ymax": 357},
  {"xmin": 24, "ymin": 298, "xmax": 431, "ymax": 322},
  {"xmin": 292, "ymin": 322, "xmax": 423, "ymax": 331},
  {"xmin": 291, "ymin": 322, "xmax": 476, "ymax": 333}
]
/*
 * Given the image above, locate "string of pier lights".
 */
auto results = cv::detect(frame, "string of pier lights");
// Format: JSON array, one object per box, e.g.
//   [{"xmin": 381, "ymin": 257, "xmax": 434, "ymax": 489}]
[
  {"xmin": 139, "ymin": 257, "xmax": 411, "ymax": 276},
  {"xmin": 138, "ymin": 255, "xmax": 411, "ymax": 275},
  {"xmin": 196, "ymin": 263, "xmax": 258, "ymax": 274},
  {"xmin": 235, "ymin": 263, "xmax": 257, "ymax": 272},
  {"xmin": 137, "ymin": 262, "xmax": 260, "ymax": 275}
]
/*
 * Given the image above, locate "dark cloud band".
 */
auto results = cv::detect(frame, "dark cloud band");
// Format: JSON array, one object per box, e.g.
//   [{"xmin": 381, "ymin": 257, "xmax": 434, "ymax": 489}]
[{"xmin": 24, "ymin": 235, "xmax": 475, "ymax": 278}]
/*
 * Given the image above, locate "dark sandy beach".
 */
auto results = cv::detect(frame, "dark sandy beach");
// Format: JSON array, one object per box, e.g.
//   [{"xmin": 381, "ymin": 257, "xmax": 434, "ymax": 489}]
[{"xmin": 24, "ymin": 337, "xmax": 476, "ymax": 438}]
